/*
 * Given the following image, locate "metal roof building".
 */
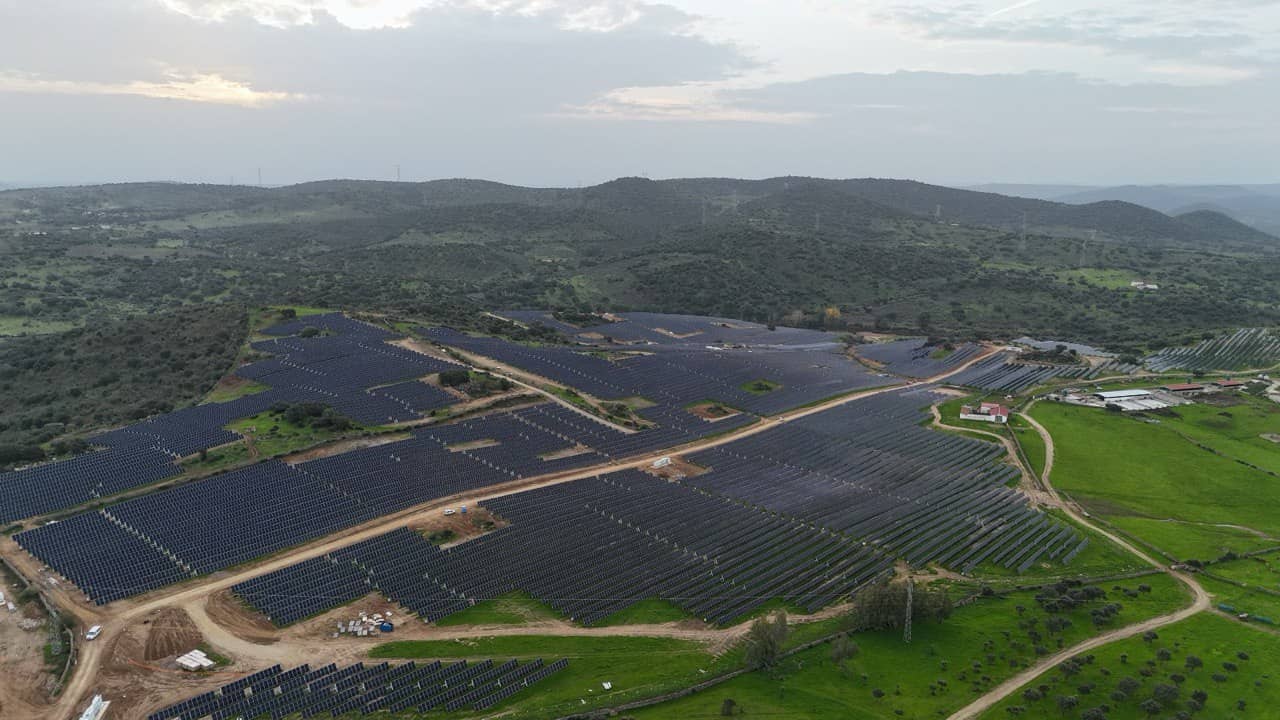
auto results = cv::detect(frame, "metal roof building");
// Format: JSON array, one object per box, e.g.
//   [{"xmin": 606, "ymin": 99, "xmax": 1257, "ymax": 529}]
[{"xmin": 1094, "ymin": 389, "xmax": 1151, "ymax": 400}]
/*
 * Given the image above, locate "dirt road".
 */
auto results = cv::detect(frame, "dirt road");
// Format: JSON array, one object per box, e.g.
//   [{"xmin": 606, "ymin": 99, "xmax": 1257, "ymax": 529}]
[
  {"xmin": 946, "ymin": 402, "xmax": 1211, "ymax": 720},
  {"xmin": 43, "ymin": 346, "xmax": 1005, "ymax": 720}
]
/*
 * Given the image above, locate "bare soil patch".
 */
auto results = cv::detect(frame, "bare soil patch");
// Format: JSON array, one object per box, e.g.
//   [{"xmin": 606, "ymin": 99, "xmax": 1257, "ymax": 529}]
[
  {"xmin": 0, "ymin": 597, "xmax": 56, "ymax": 719},
  {"xmin": 283, "ymin": 432, "xmax": 411, "ymax": 464},
  {"xmin": 205, "ymin": 591, "xmax": 278, "ymax": 645},
  {"xmin": 646, "ymin": 457, "xmax": 708, "ymax": 480},
  {"xmin": 688, "ymin": 402, "xmax": 742, "ymax": 421},
  {"xmin": 96, "ymin": 618, "xmax": 234, "ymax": 720},
  {"xmin": 414, "ymin": 506, "xmax": 505, "ymax": 547},
  {"xmin": 446, "ymin": 438, "xmax": 500, "ymax": 452},
  {"xmin": 388, "ymin": 337, "xmax": 456, "ymax": 363},
  {"xmin": 653, "ymin": 327, "xmax": 701, "ymax": 340},
  {"xmin": 142, "ymin": 607, "xmax": 204, "ymax": 662},
  {"xmin": 539, "ymin": 444, "xmax": 592, "ymax": 460}
]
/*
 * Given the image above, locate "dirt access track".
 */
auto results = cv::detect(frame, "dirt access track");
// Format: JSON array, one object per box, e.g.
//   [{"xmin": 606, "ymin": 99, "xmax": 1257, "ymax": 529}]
[{"xmin": 17, "ymin": 343, "xmax": 1005, "ymax": 720}]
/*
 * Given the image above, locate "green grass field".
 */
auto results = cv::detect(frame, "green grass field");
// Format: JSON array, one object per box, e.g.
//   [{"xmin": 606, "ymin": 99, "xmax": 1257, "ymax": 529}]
[
  {"xmin": 1009, "ymin": 414, "xmax": 1046, "ymax": 479},
  {"xmin": 630, "ymin": 575, "xmax": 1189, "ymax": 720},
  {"xmin": 1030, "ymin": 401, "xmax": 1280, "ymax": 562},
  {"xmin": 597, "ymin": 598, "xmax": 697, "ymax": 626},
  {"xmin": 981, "ymin": 612, "xmax": 1280, "ymax": 719},
  {"xmin": 433, "ymin": 592, "xmax": 560, "ymax": 627},
  {"xmin": 369, "ymin": 635, "xmax": 733, "ymax": 719},
  {"xmin": 224, "ymin": 411, "xmax": 367, "ymax": 458},
  {"xmin": 1204, "ymin": 551, "xmax": 1280, "ymax": 590},
  {"xmin": 1198, "ymin": 574, "xmax": 1280, "ymax": 622}
]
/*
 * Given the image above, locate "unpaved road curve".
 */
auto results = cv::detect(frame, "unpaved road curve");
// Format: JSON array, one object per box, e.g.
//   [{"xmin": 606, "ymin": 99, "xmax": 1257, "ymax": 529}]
[
  {"xmin": 46, "ymin": 348, "xmax": 1004, "ymax": 720},
  {"xmin": 947, "ymin": 402, "xmax": 1211, "ymax": 720}
]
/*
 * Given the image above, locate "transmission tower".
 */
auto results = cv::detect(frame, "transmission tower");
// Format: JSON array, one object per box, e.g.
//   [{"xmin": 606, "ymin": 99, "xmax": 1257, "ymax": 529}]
[{"xmin": 903, "ymin": 578, "xmax": 914, "ymax": 644}]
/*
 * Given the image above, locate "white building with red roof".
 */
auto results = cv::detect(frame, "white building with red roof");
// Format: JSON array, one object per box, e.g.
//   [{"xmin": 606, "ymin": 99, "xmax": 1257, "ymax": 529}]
[{"xmin": 960, "ymin": 401, "xmax": 1011, "ymax": 424}]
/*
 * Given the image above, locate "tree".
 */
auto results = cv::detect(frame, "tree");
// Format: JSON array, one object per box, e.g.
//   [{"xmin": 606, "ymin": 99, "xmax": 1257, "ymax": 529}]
[
  {"xmin": 438, "ymin": 369, "xmax": 471, "ymax": 387},
  {"xmin": 830, "ymin": 633, "xmax": 858, "ymax": 670},
  {"xmin": 1056, "ymin": 695, "xmax": 1078, "ymax": 714},
  {"xmin": 1185, "ymin": 655, "xmax": 1203, "ymax": 673},
  {"xmin": 1140, "ymin": 698, "xmax": 1162, "ymax": 716},
  {"xmin": 720, "ymin": 698, "xmax": 738, "ymax": 716},
  {"xmin": 1153, "ymin": 683, "xmax": 1180, "ymax": 706},
  {"xmin": 745, "ymin": 612, "xmax": 788, "ymax": 673}
]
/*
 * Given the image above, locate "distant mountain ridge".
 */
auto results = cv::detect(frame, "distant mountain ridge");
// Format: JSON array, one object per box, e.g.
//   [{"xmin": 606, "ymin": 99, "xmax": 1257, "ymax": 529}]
[
  {"xmin": 964, "ymin": 182, "xmax": 1280, "ymax": 237},
  {"xmin": 3, "ymin": 175, "xmax": 1275, "ymax": 250}
]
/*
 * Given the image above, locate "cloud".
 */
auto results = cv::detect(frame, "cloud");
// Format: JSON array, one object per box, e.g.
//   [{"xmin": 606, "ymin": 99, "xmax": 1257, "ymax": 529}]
[
  {"xmin": 157, "ymin": 0, "xmax": 703, "ymax": 32},
  {"xmin": 556, "ymin": 85, "xmax": 820, "ymax": 123},
  {"xmin": 0, "ymin": 69, "xmax": 306, "ymax": 107},
  {"xmin": 881, "ymin": 1, "xmax": 1280, "ymax": 81}
]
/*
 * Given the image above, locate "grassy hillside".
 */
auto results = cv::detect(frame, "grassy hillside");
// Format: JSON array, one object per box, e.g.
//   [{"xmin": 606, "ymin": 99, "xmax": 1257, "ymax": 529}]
[{"xmin": 1029, "ymin": 400, "xmax": 1280, "ymax": 563}]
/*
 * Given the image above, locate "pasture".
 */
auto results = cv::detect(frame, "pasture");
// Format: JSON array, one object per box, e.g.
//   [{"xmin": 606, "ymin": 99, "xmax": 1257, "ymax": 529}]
[
  {"xmin": 981, "ymin": 612, "xmax": 1280, "ymax": 719},
  {"xmin": 632, "ymin": 575, "xmax": 1189, "ymax": 720},
  {"xmin": 1031, "ymin": 401, "xmax": 1280, "ymax": 562}
]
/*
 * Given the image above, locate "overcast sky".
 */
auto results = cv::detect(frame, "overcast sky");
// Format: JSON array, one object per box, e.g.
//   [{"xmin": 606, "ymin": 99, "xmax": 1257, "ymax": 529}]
[{"xmin": 1, "ymin": 0, "xmax": 1277, "ymax": 186}]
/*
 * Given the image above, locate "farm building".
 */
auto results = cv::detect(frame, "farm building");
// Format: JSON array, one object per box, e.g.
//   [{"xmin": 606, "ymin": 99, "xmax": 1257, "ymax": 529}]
[
  {"xmin": 1093, "ymin": 389, "xmax": 1151, "ymax": 401},
  {"xmin": 1161, "ymin": 383, "xmax": 1205, "ymax": 394},
  {"xmin": 960, "ymin": 402, "xmax": 1010, "ymax": 424},
  {"xmin": 1088, "ymin": 388, "xmax": 1177, "ymax": 412},
  {"xmin": 1213, "ymin": 379, "xmax": 1248, "ymax": 389}
]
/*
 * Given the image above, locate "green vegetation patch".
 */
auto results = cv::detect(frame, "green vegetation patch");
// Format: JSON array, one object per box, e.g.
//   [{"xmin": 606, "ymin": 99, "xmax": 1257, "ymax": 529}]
[
  {"xmin": 741, "ymin": 379, "xmax": 782, "ymax": 395},
  {"xmin": 219, "ymin": 403, "xmax": 366, "ymax": 459},
  {"xmin": 597, "ymin": 598, "xmax": 699, "ymax": 627},
  {"xmin": 633, "ymin": 575, "xmax": 1188, "ymax": 720},
  {"xmin": 1009, "ymin": 414, "xmax": 1046, "ymax": 479},
  {"xmin": 434, "ymin": 591, "xmax": 561, "ymax": 627},
  {"xmin": 982, "ymin": 612, "xmax": 1279, "ymax": 719},
  {"xmin": 370, "ymin": 635, "xmax": 731, "ymax": 719}
]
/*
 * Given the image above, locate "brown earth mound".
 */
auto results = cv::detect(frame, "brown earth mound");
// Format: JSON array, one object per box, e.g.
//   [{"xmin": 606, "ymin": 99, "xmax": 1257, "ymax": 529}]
[{"xmin": 143, "ymin": 607, "xmax": 204, "ymax": 661}]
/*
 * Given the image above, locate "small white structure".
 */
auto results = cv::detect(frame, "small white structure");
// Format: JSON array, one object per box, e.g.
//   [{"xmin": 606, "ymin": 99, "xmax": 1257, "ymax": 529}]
[
  {"xmin": 176, "ymin": 648, "xmax": 217, "ymax": 671},
  {"xmin": 78, "ymin": 694, "xmax": 110, "ymax": 720},
  {"xmin": 652, "ymin": 457, "xmax": 672, "ymax": 469},
  {"xmin": 960, "ymin": 402, "xmax": 1010, "ymax": 424},
  {"xmin": 1129, "ymin": 280, "xmax": 1159, "ymax": 291}
]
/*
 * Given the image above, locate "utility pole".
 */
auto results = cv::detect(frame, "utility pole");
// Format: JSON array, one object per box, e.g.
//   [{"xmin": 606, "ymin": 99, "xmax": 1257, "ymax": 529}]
[
  {"xmin": 395, "ymin": 164, "xmax": 401, "ymax": 182},
  {"xmin": 257, "ymin": 167, "xmax": 262, "ymax": 187},
  {"xmin": 903, "ymin": 579, "xmax": 914, "ymax": 644}
]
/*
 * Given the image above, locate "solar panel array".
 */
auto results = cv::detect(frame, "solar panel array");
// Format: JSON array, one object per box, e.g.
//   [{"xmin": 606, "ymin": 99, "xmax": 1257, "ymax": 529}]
[
  {"xmin": 424, "ymin": 326, "xmax": 893, "ymax": 420},
  {"xmin": 499, "ymin": 310, "xmax": 842, "ymax": 348},
  {"xmin": 1144, "ymin": 327, "xmax": 1280, "ymax": 372},
  {"xmin": 16, "ymin": 400, "xmax": 676, "ymax": 605},
  {"xmin": 235, "ymin": 470, "xmax": 889, "ymax": 627},
  {"xmin": 240, "ymin": 314, "xmax": 465, "ymax": 425},
  {"xmin": 0, "ymin": 314, "xmax": 466, "ymax": 525},
  {"xmin": 146, "ymin": 658, "xmax": 568, "ymax": 720},
  {"xmin": 945, "ymin": 353, "xmax": 1100, "ymax": 394},
  {"xmin": 681, "ymin": 389, "xmax": 1085, "ymax": 574},
  {"xmin": 853, "ymin": 338, "xmax": 984, "ymax": 378}
]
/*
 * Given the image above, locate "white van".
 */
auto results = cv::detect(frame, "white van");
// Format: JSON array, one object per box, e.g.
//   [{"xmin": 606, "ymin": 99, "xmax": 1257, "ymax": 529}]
[{"xmin": 85, "ymin": 625, "xmax": 102, "ymax": 641}]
